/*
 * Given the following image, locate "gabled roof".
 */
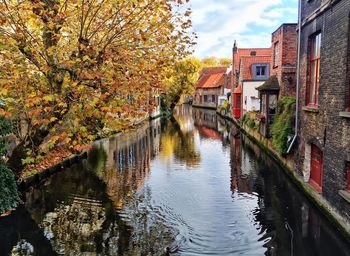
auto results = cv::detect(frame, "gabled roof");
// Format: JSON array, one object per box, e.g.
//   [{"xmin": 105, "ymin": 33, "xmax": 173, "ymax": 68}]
[
  {"xmin": 256, "ymin": 75, "xmax": 280, "ymax": 91},
  {"xmin": 240, "ymin": 56, "xmax": 271, "ymax": 81},
  {"xmin": 196, "ymin": 67, "xmax": 226, "ymax": 89}
]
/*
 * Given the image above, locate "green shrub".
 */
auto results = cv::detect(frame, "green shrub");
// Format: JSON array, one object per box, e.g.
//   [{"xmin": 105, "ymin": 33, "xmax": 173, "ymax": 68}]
[
  {"xmin": 0, "ymin": 164, "xmax": 20, "ymax": 214},
  {"xmin": 270, "ymin": 96, "xmax": 296, "ymax": 155},
  {"xmin": 0, "ymin": 117, "xmax": 20, "ymax": 215}
]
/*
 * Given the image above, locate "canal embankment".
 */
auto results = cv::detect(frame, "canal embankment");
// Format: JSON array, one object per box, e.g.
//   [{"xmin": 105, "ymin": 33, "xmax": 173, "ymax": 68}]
[{"xmin": 211, "ymin": 107, "xmax": 350, "ymax": 242}]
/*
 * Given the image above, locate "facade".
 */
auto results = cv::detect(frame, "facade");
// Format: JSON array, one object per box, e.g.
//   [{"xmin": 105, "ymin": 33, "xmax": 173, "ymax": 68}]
[
  {"xmin": 256, "ymin": 24, "xmax": 298, "ymax": 137},
  {"xmin": 194, "ymin": 67, "xmax": 227, "ymax": 108},
  {"xmin": 231, "ymin": 43, "xmax": 271, "ymax": 118},
  {"xmin": 232, "ymin": 47, "xmax": 272, "ymax": 116},
  {"xmin": 270, "ymin": 23, "xmax": 298, "ymax": 98},
  {"xmin": 218, "ymin": 67, "xmax": 232, "ymax": 107},
  {"xmin": 256, "ymin": 76, "xmax": 280, "ymax": 137},
  {"xmin": 296, "ymin": 0, "xmax": 350, "ymax": 224}
]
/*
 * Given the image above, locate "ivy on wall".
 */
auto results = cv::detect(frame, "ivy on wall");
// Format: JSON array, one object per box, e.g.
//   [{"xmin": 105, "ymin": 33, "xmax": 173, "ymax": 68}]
[
  {"xmin": 0, "ymin": 116, "xmax": 20, "ymax": 215},
  {"xmin": 270, "ymin": 97, "xmax": 296, "ymax": 155}
]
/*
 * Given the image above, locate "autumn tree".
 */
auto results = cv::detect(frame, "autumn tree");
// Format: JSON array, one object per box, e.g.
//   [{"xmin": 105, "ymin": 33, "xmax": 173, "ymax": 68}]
[
  {"xmin": 163, "ymin": 57, "xmax": 201, "ymax": 112},
  {"xmin": 0, "ymin": 0, "xmax": 194, "ymax": 172},
  {"xmin": 201, "ymin": 56, "xmax": 231, "ymax": 67}
]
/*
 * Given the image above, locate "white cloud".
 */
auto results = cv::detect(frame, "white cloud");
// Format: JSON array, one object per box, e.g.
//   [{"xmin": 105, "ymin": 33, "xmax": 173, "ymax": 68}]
[{"xmin": 189, "ymin": 0, "xmax": 298, "ymax": 58}]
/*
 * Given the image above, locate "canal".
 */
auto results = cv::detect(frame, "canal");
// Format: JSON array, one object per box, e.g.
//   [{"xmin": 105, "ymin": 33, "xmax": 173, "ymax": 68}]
[{"xmin": 0, "ymin": 106, "xmax": 349, "ymax": 256}]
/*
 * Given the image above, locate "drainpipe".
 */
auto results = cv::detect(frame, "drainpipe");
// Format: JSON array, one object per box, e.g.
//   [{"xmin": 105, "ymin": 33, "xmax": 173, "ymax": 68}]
[{"xmin": 287, "ymin": 0, "xmax": 302, "ymax": 154}]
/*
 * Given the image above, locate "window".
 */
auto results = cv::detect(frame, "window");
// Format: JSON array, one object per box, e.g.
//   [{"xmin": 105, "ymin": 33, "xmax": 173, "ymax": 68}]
[
  {"xmin": 273, "ymin": 42, "xmax": 279, "ymax": 67},
  {"xmin": 256, "ymin": 66, "xmax": 266, "ymax": 76},
  {"xmin": 346, "ymin": 163, "xmax": 350, "ymax": 192},
  {"xmin": 204, "ymin": 95, "xmax": 208, "ymax": 102},
  {"xmin": 307, "ymin": 32, "xmax": 321, "ymax": 106},
  {"xmin": 261, "ymin": 94, "xmax": 267, "ymax": 115},
  {"xmin": 268, "ymin": 95, "xmax": 278, "ymax": 115},
  {"xmin": 252, "ymin": 64, "xmax": 269, "ymax": 80}
]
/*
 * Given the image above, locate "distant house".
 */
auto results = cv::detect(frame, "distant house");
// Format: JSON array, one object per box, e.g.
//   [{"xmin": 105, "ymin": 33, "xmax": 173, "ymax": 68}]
[
  {"xmin": 218, "ymin": 66, "xmax": 232, "ymax": 108},
  {"xmin": 193, "ymin": 67, "xmax": 227, "ymax": 108},
  {"xmin": 230, "ymin": 42, "xmax": 271, "ymax": 118}
]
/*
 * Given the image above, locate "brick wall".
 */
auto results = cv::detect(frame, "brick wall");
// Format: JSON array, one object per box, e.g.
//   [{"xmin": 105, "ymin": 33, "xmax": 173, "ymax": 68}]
[
  {"xmin": 271, "ymin": 24, "xmax": 298, "ymax": 97},
  {"xmin": 297, "ymin": 0, "xmax": 350, "ymax": 223}
]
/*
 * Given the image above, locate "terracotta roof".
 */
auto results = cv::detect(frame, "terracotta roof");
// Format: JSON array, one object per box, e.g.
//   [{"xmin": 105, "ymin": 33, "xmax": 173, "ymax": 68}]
[
  {"xmin": 196, "ymin": 67, "xmax": 226, "ymax": 89},
  {"xmin": 240, "ymin": 56, "xmax": 271, "ymax": 81},
  {"xmin": 201, "ymin": 67, "xmax": 227, "ymax": 75},
  {"xmin": 256, "ymin": 75, "xmax": 280, "ymax": 91},
  {"xmin": 232, "ymin": 47, "xmax": 271, "ymax": 85}
]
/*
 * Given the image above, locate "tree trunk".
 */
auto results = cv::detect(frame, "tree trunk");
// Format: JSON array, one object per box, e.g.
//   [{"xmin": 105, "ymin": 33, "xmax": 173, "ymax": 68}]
[{"xmin": 7, "ymin": 128, "xmax": 50, "ymax": 174}]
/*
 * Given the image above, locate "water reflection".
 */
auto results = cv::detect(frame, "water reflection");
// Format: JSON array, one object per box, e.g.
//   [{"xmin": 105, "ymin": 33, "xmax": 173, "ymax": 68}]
[{"xmin": 0, "ymin": 106, "xmax": 349, "ymax": 256}]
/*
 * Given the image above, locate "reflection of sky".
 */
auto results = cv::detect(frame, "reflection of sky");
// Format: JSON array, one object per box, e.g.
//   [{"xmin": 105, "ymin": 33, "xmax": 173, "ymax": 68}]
[{"xmin": 148, "ymin": 124, "xmax": 265, "ymax": 254}]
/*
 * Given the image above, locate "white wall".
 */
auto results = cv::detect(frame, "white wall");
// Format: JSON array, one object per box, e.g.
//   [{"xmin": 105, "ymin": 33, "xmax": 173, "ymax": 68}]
[{"xmin": 242, "ymin": 81, "xmax": 264, "ymax": 113}]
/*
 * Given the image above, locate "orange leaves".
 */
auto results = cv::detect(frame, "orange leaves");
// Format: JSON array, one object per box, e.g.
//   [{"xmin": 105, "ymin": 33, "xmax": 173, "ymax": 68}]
[{"xmin": 1, "ymin": 0, "xmax": 194, "ymax": 163}]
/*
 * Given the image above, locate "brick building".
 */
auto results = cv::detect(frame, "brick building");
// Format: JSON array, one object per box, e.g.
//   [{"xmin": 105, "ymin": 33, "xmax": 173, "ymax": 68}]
[
  {"xmin": 257, "ymin": 23, "xmax": 298, "ymax": 137},
  {"xmin": 231, "ymin": 43, "xmax": 271, "ymax": 118},
  {"xmin": 296, "ymin": 0, "xmax": 350, "ymax": 224},
  {"xmin": 194, "ymin": 67, "xmax": 227, "ymax": 108},
  {"xmin": 270, "ymin": 23, "xmax": 298, "ymax": 97}
]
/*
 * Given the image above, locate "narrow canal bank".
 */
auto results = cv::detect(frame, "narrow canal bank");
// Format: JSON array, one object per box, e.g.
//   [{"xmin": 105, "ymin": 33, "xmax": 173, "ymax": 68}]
[
  {"xmin": 212, "ymin": 106, "xmax": 350, "ymax": 242},
  {"xmin": 0, "ymin": 106, "xmax": 349, "ymax": 255}
]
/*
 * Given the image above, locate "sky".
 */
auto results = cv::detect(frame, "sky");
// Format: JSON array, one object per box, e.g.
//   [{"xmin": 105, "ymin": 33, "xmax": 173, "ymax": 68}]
[{"xmin": 189, "ymin": 0, "xmax": 298, "ymax": 59}]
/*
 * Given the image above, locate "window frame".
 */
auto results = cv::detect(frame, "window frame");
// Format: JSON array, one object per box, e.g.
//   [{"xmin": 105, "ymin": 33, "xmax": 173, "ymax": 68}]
[
  {"xmin": 273, "ymin": 41, "xmax": 279, "ymax": 68},
  {"xmin": 307, "ymin": 32, "xmax": 322, "ymax": 107},
  {"xmin": 252, "ymin": 64, "xmax": 269, "ymax": 80}
]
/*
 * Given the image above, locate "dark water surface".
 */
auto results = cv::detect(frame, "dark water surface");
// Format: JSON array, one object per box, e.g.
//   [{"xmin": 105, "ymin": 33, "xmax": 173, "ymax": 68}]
[{"xmin": 1, "ymin": 106, "xmax": 349, "ymax": 256}]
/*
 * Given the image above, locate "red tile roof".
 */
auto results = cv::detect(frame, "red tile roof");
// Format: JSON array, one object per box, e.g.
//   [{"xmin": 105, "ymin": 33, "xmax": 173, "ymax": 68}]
[
  {"xmin": 232, "ymin": 48, "xmax": 271, "ymax": 85},
  {"xmin": 240, "ymin": 56, "xmax": 271, "ymax": 81},
  {"xmin": 196, "ymin": 67, "xmax": 226, "ymax": 89},
  {"xmin": 201, "ymin": 67, "xmax": 227, "ymax": 75}
]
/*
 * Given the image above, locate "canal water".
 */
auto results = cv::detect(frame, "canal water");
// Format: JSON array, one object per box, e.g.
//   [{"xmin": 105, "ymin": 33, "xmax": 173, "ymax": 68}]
[{"xmin": 0, "ymin": 106, "xmax": 349, "ymax": 256}]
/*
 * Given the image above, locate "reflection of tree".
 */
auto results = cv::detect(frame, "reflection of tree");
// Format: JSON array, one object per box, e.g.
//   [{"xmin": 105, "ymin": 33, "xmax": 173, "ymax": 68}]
[{"xmin": 160, "ymin": 115, "xmax": 200, "ymax": 168}]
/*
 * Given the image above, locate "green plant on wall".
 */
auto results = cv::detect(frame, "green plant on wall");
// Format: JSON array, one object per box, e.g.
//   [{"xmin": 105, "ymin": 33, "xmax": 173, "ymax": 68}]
[
  {"xmin": 270, "ymin": 97, "xmax": 296, "ymax": 155},
  {"xmin": 242, "ymin": 113, "xmax": 256, "ymax": 129},
  {"xmin": 0, "ymin": 116, "xmax": 20, "ymax": 215}
]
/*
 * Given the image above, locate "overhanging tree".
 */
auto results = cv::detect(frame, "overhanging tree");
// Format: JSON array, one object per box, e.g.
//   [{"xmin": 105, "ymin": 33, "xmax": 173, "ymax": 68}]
[{"xmin": 0, "ymin": 0, "xmax": 194, "ymax": 172}]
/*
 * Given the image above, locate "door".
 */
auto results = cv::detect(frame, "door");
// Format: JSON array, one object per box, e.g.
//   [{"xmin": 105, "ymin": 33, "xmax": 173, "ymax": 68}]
[{"xmin": 310, "ymin": 144, "xmax": 323, "ymax": 192}]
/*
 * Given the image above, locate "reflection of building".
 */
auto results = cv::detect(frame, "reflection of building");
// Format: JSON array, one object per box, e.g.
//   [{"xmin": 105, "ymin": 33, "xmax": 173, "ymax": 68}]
[
  {"xmin": 229, "ymin": 133, "xmax": 257, "ymax": 194},
  {"xmin": 193, "ymin": 108, "xmax": 218, "ymax": 130},
  {"xmin": 192, "ymin": 108, "xmax": 222, "ymax": 140},
  {"xmin": 91, "ymin": 120, "xmax": 161, "ymax": 210},
  {"xmin": 19, "ymin": 120, "xmax": 163, "ymax": 256}
]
